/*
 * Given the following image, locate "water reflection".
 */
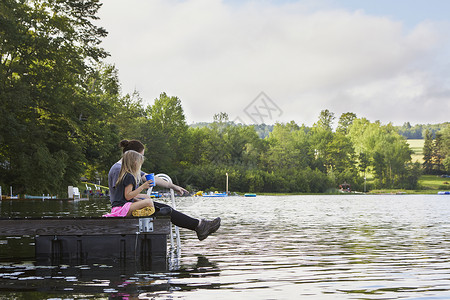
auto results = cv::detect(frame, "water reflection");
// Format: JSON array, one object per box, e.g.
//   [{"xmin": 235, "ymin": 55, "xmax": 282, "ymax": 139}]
[
  {"xmin": 1, "ymin": 195, "xmax": 450, "ymax": 299},
  {"xmin": 0, "ymin": 260, "xmax": 171, "ymax": 296}
]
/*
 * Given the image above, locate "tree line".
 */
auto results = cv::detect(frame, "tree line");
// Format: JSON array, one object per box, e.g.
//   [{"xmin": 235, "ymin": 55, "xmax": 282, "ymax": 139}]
[
  {"xmin": 395, "ymin": 122, "xmax": 448, "ymax": 139},
  {"xmin": 180, "ymin": 111, "xmax": 427, "ymax": 193},
  {"xmin": 194, "ymin": 122, "xmax": 449, "ymax": 140},
  {"xmin": 1, "ymin": 0, "xmax": 449, "ymax": 195}
]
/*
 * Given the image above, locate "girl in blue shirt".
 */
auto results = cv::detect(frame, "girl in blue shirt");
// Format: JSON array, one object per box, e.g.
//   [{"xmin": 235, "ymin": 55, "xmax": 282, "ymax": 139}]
[{"xmin": 104, "ymin": 150, "xmax": 155, "ymax": 217}]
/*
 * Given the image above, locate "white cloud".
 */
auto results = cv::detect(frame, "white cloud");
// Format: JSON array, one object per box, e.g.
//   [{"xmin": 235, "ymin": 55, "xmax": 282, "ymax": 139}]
[{"xmin": 98, "ymin": 0, "xmax": 450, "ymax": 125}]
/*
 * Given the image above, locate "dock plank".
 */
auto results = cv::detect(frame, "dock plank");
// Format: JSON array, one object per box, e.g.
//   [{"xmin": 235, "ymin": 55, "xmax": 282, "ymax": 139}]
[{"xmin": 0, "ymin": 217, "xmax": 171, "ymax": 235}]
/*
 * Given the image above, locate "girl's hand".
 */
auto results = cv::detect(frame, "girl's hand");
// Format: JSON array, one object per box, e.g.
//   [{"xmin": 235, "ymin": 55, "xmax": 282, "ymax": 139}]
[
  {"xmin": 147, "ymin": 178, "xmax": 155, "ymax": 187},
  {"xmin": 140, "ymin": 180, "xmax": 151, "ymax": 190}
]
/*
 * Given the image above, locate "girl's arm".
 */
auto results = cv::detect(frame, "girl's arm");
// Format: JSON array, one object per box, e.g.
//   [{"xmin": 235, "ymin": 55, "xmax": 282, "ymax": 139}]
[{"xmin": 124, "ymin": 181, "xmax": 151, "ymax": 201}]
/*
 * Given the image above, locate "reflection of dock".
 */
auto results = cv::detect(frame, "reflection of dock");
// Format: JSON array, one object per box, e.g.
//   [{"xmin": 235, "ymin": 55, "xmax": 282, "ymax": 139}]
[{"xmin": 0, "ymin": 217, "xmax": 170, "ymax": 265}]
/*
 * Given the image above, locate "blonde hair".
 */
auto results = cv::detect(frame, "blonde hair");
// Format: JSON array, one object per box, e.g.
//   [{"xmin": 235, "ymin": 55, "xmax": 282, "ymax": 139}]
[{"xmin": 116, "ymin": 150, "xmax": 145, "ymax": 187}]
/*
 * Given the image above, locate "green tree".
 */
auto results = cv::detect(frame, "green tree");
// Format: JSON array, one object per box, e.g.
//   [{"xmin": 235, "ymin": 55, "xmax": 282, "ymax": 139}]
[
  {"xmin": 432, "ymin": 132, "xmax": 445, "ymax": 174},
  {"xmin": 0, "ymin": 0, "xmax": 108, "ymax": 195},
  {"xmin": 358, "ymin": 152, "xmax": 370, "ymax": 177},
  {"xmin": 441, "ymin": 125, "xmax": 450, "ymax": 173},
  {"xmin": 80, "ymin": 63, "xmax": 139, "ymax": 184},
  {"xmin": 264, "ymin": 122, "xmax": 311, "ymax": 172},
  {"xmin": 423, "ymin": 129, "xmax": 434, "ymax": 174},
  {"xmin": 311, "ymin": 110, "xmax": 356, "ymax": 176},
  {"xmin": 184, "ymin": 114, "xmax": 265, "ymax": 189},
  {"xmin": 316, "ymin": 109, "xmax": 335, "ymax": 131},
  {"xmin": 337, "ymin": 112, "xmax": 357, "ymax": 135},
  {"xmin": 143, "ymin": 93, "xmax": 188, "ymax": 178},
  {"xmin": 347, "ymin": 119, "xmax": 414, "ymax": 188}
]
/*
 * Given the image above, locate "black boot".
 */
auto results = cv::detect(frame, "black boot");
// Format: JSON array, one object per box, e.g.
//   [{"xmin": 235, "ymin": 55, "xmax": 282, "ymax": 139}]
[{"xmin": 195, "ymin": 217, "xmax": 221, "ymax": 241}]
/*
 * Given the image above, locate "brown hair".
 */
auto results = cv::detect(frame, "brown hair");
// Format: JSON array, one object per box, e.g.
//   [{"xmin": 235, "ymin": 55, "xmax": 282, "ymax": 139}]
[
  {"xmin": 116, "ymin": 150, "xmax": 145, "ymax": 187},
  {"xmin": 119, "ymin": 139, "xmax": 145, "ymax": 154}
]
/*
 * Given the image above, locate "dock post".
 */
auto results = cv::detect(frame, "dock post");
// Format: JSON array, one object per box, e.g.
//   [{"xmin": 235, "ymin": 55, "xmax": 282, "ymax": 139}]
[{"xmin": 226, "ymin": 172, "xmax": 229, "ymax": 194}]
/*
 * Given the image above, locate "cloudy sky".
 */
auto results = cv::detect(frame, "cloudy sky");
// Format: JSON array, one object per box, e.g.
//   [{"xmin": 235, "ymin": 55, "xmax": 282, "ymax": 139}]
[{"xmin": 97, "ymin": 0, "xmax": 450, "ymax": 126}]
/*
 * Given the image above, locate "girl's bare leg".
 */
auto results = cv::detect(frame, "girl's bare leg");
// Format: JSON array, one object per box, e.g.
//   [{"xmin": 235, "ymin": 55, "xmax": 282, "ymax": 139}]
[{"xmin": 127, "ymin": 199, "xmax": 154, "ymax": 216}]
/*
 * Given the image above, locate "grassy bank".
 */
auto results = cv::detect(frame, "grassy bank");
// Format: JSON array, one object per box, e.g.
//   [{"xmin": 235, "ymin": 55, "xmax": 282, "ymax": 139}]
[
  {"xmin": 419, "ymin": 175, "xmax": 450, "ymax": 190},
  {"xmin": 368, "ymin": 175, "xmax": 449, "ymax": 195}
]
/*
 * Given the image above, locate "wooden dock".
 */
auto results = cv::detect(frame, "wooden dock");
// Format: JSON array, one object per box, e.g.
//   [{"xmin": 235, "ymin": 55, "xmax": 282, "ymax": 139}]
[{"xmin": 0, "ymin": 217, "xmax": 171, "ymax": 264}]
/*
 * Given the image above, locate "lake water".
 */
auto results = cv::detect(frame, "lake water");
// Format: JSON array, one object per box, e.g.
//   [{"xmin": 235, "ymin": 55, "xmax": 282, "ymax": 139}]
[{"xmin": 1, "ymin": 194, "xmax": 450, "ymax": 299}]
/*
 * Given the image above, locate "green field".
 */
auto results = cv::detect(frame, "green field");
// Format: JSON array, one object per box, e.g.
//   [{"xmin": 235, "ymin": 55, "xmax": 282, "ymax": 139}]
[
  {"xmin": 406, "ymin": 139, "xmax": 424, "ymax": 163},
  {"xmin": 419, "ymin": 175, "xmax": 450, "ymax": 190},
  {"xmin": 368, "ymin": 175, "xmax": 449, "ymax": 194}
]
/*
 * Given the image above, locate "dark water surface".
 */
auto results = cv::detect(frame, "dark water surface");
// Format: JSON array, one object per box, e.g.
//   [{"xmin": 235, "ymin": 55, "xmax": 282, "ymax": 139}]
[{"xmin": 1, "ymin": 194, "xmax": 450, "ymax": 299}]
